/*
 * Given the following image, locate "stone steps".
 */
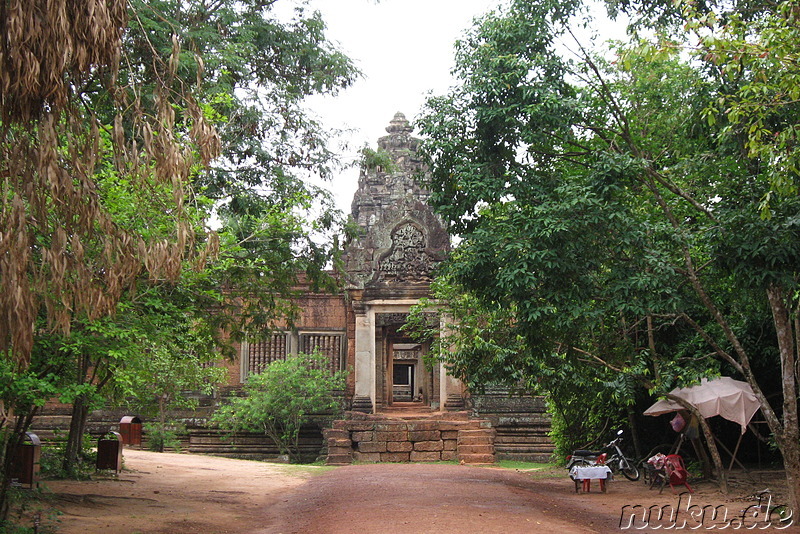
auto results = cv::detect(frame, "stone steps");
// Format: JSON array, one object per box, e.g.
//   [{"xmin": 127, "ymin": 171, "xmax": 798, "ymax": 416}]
[
  {"xmin": 324, "ymin": 414, "xmax": 496, "ymax": 466},
  {"xmin": 457, "ymin": 428, "xmax": 495, "ymax": 465},
  {"xmin": 468, "ymin": 391, "xmax": 554, "ymax": 463}
]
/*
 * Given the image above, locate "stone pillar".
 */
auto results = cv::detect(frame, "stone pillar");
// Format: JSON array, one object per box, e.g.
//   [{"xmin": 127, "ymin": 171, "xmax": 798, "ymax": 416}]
[
  {"xmin": 352, "ymin": 304, "xmax": 374, "ymax": 412},
  {"xmin": 439, "ymin": 314, "xmax": 465, "ymax": 411}
]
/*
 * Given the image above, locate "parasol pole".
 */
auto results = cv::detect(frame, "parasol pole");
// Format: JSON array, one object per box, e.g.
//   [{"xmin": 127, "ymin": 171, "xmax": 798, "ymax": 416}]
[
  {"xmin": 727, "ymin": 433, "xmax": 744, "ymax": 474},
  {"xmin": 714, "ymin": 433, "xmax": 756, "ymax": 482}
]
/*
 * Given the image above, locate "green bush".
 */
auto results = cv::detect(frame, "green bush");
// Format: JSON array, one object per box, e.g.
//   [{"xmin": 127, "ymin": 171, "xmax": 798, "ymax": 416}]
[
  {"xmin": 38, "ymin": 434, "xmax": 96, "ymax": 480},
  {"xmin": 143, "ymin": 423, "xmax": 184, "ymax": 453},
  {"xmin": 212, "ymin": 352, "xmax": 345, "ymax": 462}
]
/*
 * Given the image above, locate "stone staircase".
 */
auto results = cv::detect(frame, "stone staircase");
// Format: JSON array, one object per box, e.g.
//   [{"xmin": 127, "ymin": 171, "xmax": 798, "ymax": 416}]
[
  {"xmin": 469, "ymin": 391, "xmax": 554, "ymax": 462},
  {"xmin": 457, "ymin": 428, "xmax": 496, "ymax": 465},
  {"xmin": 324, "ymin": 408, "xmax": 496, "ymax": 466}
]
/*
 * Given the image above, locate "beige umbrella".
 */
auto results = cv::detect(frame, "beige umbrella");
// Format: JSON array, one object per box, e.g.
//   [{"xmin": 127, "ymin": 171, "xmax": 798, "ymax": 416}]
[{"xmin": 643, "ymin": 377, "xmax": 760, "ymax": 434}]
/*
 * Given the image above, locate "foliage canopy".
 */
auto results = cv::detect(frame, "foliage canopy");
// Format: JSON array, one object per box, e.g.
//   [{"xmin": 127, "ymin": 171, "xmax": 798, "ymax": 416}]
[{"xmin": 412, "ymin": 0, "xmax": 800, "ymax": 510}]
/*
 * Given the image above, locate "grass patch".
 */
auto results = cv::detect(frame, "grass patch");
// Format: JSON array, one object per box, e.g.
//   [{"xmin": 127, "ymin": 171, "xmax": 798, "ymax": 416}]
[
  {"xmin": 276, "ymin": 464, "xmax": 339, "ymax": 477},
  {"xmin": 494, "ymin": 460, "xmax": 564, "ymax": 479},
  {"xmin": 495, "ymin": 460, "xmax": 552, "ymax": 471}
]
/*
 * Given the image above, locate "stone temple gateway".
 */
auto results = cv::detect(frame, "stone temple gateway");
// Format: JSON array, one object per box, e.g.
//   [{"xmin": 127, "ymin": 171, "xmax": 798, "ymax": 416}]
[
  {"xmin": 233, "ymin": 112, "xmax": 552, "ymax": 462},
  {"xmin": 342, "ymin": 112, "xmax": 461, "ymax": 414},
  {"xmin": 33, "ymin": 113, "xmax": 553, "ymax": 463}
]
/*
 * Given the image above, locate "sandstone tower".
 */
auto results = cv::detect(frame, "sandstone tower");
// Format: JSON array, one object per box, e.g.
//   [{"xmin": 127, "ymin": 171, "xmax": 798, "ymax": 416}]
[{"xmin": 342, "ymin": 112, "xmax": 460, "ymax": 412}]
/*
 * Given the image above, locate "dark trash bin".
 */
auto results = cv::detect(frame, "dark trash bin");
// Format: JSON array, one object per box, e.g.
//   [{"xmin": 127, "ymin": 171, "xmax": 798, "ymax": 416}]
[
  {"xmin": 9, "ymin": 432, "xmax": 41, "ymax": 488},
  {"xmin": 119, "ymin": 416, "xmax": 143, "ymax": 446},
  {"xmin": 96, "ymin": 431, "xmax": 123, "ymax": 472}
]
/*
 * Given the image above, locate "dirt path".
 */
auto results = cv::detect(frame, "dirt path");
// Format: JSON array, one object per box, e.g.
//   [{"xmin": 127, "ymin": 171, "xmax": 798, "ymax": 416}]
[
  {"xmin": 22, "ymin": 450, "xmax": 799, "ymax": 533},
  {"xmin": 261, "ymin": 463, "xmax": 606, "ymax": 534},
  {"xmin": 39, "ymin": 449, "xmax": 312, "ymax": 533}
]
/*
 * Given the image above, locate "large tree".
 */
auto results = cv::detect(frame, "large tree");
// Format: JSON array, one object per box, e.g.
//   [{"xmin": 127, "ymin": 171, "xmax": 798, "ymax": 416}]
[
  {"xmin": 416, "ymin": 0, "xmax": 799, "ymax": 513},
  {"xmin": 123, "ymin": 0, "xmax": 357, "ymax": 337},
  {"xmin": 1, "ymin": 0, "xmax": 355, "ymax": 522},
  {"xmin": 0, "ymin": 0, "xmax": 218, "ymax": 518}
]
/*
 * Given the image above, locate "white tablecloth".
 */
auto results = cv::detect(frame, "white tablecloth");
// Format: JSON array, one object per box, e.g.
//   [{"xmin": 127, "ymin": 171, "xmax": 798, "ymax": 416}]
[{"xmin": 569, "ymin": 465, "xmax": 612, "ymax": 480}]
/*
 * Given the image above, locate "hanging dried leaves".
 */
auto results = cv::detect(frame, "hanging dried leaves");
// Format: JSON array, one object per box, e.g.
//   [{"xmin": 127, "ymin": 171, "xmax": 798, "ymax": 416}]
[
  {"xmin": 0, "ymin": 0, "xmax": 127, "ymax": 123},
  {"xmin": 0, "ymin": 1, "xmax": 221, "ymax": 368}
]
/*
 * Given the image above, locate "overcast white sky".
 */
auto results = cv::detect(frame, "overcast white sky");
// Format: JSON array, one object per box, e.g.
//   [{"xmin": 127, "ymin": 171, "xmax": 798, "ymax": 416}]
[
  {"xmin": 298, "ymin": 0, "xmax": 625, "ymax": 214},
  {"xmin": 301, "ymin": 0, "xmax": 498, "ymax": 213}
]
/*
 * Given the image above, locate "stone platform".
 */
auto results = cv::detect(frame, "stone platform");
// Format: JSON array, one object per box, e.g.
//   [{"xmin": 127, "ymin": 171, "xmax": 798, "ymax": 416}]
[{"xmin": 324, "ymin": 407, "xmax": 496, "ymax": 466}]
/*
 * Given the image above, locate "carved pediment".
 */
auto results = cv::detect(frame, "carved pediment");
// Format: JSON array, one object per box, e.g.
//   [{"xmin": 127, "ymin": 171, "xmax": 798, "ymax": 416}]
[
  {"xmin": 378, "ymin": 224, "xmax": 435, "ymax": 282},
  {"xmin": 342, "ymin": 112, "xmax": 449, "ymax": 292}
]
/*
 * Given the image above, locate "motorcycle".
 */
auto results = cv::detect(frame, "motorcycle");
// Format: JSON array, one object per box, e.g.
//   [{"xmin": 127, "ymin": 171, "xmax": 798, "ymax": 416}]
[{"xmin": 566, "ymin": 429, "xmax": 640, "ymax": 481}]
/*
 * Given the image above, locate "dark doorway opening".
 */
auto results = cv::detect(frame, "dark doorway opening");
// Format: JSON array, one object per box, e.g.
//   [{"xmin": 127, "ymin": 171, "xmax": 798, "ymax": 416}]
[{"xmin": 392, "ymin": 363, "xmax": 414, "ymax": 402}]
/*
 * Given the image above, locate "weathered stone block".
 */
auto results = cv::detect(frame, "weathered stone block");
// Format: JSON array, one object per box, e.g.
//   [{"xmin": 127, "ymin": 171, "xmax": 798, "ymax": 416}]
[
  {"xmin": 351, "ymin": 431, "xmax": 374, "ymax": 442},
  {"xmin": 375, "ymin": 422, "xmax": 407, "ymax": 432},
  {"xmin": 458, "ymin": 453, "xmax": 495, "ymax": 464},
  {"xmin": 409, "ymin": 430, "xmax": 440, "ymax": 442},
  {"xmin": 381, "ymin": 452, "xmax": 410, "ymax": 462},
  {"xmin": 328, "ymin": 446, "xmax": 352, "ymax": 456},
  {"xmin": 439, "ymin": 411, "xmax": 471, "ymax": 421},
  {"xmin": 458, "ymin": 444, "xmax": 494, "ymax": 455},
  {"xmin": 386, "ymin": 441, "xmax": 413, "ymax": 453},
  {"xmin": 457, "ymin": 435, "xmax": 491, "ymax": 446},
  {"xmin": 438, "ymin": 421, "xmax": 479, "ymax": 431},
  {"xmin": 457, "ymin": 429, "xmax": 493, "ymax": 440},
  {"xmin": 440, "ymin": 430, "xmax": 459, "ymax": 440},
  {"xmin": 410, "ymin": 451, "xmax": 441, "ymax": 462},
  {"xmin": 407, "ymin": 421, "xmax": 439, "ymax": 431},
  {"xmin": 327, "ymin": 438, "xmax": 351, "ymax": 448},
  {"xmin": 346, "ymin": 421, "xmax": 376, "ymax": 432},
  {"xmin": 442, "ymin": 439, "xmax": 457, "ymax": 451},
  {"xmin": 358, "ymin": 441, "xmax": 387, "ymax": 453},
  {"xmin": 375, "ymin": 431, "xmax": 408, "ymax": 442},
  {"xmin": 353, "ymin": 452, "xmax": 381, "ymax": 463},
  {"xmin": 413, "ymin": 440, "xmax": 443, "ymax": 452},
  {"xmin": 440, "ymin": 450, "xmax": 457, "ymax": 462},
  {"xmin": 324, "ymin": 428, "xmax": 349, "ymax": 438},
  {"xmin": 332, "ymin": 420, "xmax": 349, "ymax": 430},
  {"xmin": 326, "ymin": 454, "xmax": 353, "ymax": 465}
]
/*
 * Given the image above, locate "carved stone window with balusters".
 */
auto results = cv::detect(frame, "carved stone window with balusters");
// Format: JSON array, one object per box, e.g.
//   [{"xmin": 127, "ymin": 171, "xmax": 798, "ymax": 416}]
[{"xmin": 241, "ymin": 331, "xmax": 345, "ymax": 380}]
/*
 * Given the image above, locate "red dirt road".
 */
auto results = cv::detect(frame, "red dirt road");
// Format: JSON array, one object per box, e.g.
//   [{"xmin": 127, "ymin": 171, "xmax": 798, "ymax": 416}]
[
  {"xmin": 261, "ymin": 463, "xmax": 606, "ymax": 534},
  {"xmin": 31, "ymin": 450, "xmax": 799, "ymax": 534}
]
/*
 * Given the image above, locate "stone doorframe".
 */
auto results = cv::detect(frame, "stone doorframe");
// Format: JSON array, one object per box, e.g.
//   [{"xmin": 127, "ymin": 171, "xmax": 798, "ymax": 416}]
[{"xmin": 351, "ymin": 299, "xmax": 463, "ymax": 413}]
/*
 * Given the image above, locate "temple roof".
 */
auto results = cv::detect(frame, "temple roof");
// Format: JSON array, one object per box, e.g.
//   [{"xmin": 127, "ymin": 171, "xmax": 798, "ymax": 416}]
[
  {"xmin": 385, "ymin": 112, "xmax": 413, "ymax": 134},
  {"xmin": 342, "ymin": 112, "xmax": 449, "ymax": 294}
]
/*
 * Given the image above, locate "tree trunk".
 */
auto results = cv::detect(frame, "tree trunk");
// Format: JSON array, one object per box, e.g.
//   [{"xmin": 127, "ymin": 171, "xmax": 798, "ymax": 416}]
[
  {"xmin": 766, "ymin": 284, "xmax": 800, "ymax": 515},
  {"xmin": 627, "ymin": 407, "xmax": 643, "ymax": 460},
  {"xmin": 156, "ymin": 396, "xmax": 166, "ymax": 452},
  {"xmin": 63, "ymin": 394, "xmax": 89, "ymax": 476},
  {"xmin": 0, "ymin": 408, "xmax": 37, "ymax": 522},
  {"xmin": 696, "ymin": 415, "xmax": 727, "ymax": 492},
  {"xmin": 780, "ymin": 438, "xmax": 800, "ymax": 525},
  {"xmin": 0, "ymin": 403, "xmax": 12, "ymax": 522},
  {"xmin": 0, "ymin": 426, "xmax": 19, "ymax": 522}
]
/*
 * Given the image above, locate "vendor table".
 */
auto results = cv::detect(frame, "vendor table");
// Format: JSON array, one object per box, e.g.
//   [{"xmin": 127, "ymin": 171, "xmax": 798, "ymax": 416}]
[{"xmin": 569, "ymin": 465, "xmax": 612, "ymax": 493}]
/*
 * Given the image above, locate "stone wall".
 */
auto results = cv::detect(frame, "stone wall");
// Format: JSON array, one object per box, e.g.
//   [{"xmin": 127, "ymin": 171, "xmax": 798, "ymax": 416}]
[
  {"xmin": 470, "ymin": 391, "xmax": 555, "ymax": 463},
  {"xmin": 324, "ymin": 412, "xmax": 495, "ymax": 465},
  {"xmin": 31, "ymin": 390, "xmax": 334, "ymax": 462}
]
